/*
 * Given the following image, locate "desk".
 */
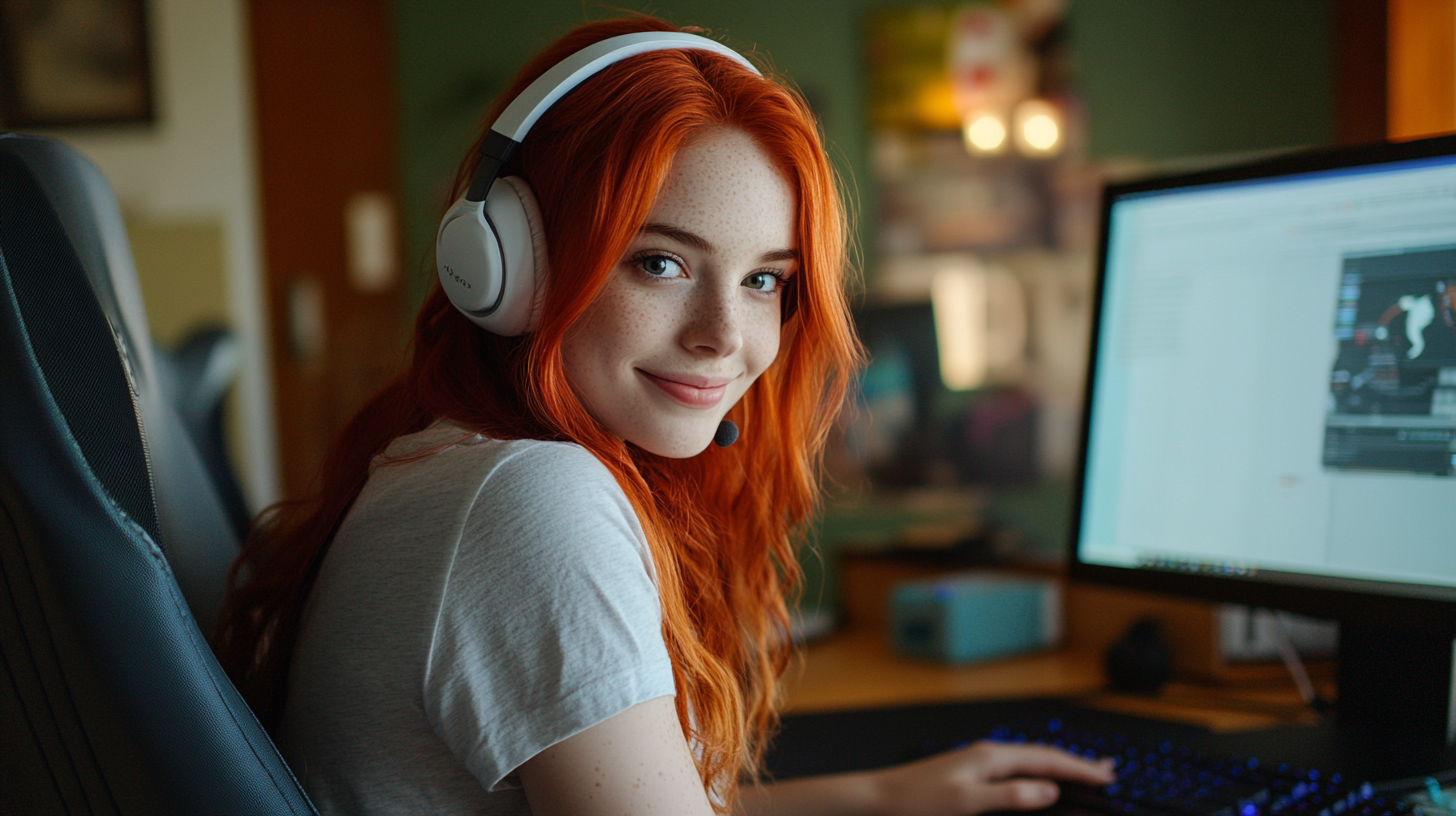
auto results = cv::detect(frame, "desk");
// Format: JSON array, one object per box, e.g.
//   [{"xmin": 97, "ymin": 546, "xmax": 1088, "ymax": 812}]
[
  {"xmin": 767, "ymin": 625, "xmax": 1360, "ymax": 783},
  {"xmin": 781, "ymin": 625, "xmax": 1327, "ymax": 734},
  {"xmin": 782, "ymin": 628, "xmax": 1103, "ymax": 713},
  {"xmin": 805, "ymin": 554, "xmax": 1334, "ymax": 733}
]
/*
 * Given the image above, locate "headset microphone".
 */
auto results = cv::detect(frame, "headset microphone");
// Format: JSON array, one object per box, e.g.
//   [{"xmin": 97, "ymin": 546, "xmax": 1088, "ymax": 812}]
[{"xmin": 713, "ymin": 420, "xmax": 739, "ymax": 448}]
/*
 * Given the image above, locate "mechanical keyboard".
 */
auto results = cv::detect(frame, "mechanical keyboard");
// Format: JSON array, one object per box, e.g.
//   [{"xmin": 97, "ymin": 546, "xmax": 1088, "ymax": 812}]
[{"xmin": 970, "ymin": 718, "xmax": 1419, "ymax": 816}]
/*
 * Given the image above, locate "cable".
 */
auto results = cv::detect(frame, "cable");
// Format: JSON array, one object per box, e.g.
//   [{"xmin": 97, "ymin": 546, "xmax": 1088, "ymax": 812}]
[{"xmin": 1266, "ymin": 608, "xmax": 1331, "ymax": 712}]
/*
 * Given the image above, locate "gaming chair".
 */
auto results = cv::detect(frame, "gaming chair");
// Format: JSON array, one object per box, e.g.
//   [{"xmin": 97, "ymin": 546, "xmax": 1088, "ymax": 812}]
[{"xmin": 0, "ymin": 134, "xmax": 314, "ymax": 814}]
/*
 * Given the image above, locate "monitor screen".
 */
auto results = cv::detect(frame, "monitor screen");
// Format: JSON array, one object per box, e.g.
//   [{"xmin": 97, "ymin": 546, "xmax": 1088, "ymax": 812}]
[{"xmin": 1075, "ymin": 142, "xmax": 1456, "ymax": 608}]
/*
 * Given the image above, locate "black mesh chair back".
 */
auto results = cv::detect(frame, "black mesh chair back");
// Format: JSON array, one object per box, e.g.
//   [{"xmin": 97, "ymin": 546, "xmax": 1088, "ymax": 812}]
[{"xmin": 0, "ymin": 134, "xmax": 314, "ymax": 814}]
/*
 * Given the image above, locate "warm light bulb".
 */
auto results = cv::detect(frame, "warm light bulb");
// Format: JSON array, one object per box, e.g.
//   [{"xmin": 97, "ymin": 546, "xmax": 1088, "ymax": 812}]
[
  {"xmin": 1022, "ymin": 114, "xmax": 1058, "ymax": 150},
  {"xmin": 1012, "ymin": 98, "xmax": 1063, "ymax": 157},
  {"xmin": 963, "ymin": 113, "xmax": 1007, "ymax": 155}
]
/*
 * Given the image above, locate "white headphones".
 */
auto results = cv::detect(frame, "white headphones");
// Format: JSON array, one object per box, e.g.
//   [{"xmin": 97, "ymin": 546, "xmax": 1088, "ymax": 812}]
[{"xmin": 435, "ymin": 32, "xmax": 761, "ymax": 336}]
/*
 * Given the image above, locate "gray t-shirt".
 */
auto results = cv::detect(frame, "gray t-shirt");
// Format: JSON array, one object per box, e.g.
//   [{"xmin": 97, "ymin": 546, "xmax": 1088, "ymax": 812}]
[{"xmin": 279, "ymin": 421, "xmax": 676, "ymax": 815}]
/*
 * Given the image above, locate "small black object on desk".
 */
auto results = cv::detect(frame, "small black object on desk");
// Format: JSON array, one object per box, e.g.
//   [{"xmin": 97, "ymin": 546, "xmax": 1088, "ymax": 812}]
[{"xmin": 1105, "ymin": 618, "xmax": 1174, "ymax": 695}]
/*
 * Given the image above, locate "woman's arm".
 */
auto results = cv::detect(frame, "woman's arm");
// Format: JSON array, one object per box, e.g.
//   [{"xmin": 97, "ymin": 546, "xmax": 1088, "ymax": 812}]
[
  {"xmin": 519, "ymin": 695, "xmax": 1114, "ymax": 816},
  {"xmin": 517, "ymin": 695, "xmax": 716, "ymax": 815},
  {"xmin": 736, "ymin": 741, "xmax": 1116, "ymax": 816}
]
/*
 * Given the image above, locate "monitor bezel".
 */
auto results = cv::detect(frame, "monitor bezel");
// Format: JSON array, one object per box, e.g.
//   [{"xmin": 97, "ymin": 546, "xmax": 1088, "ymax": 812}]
[{"xmin": 1068, "ymin": 133, "xmax": 1456, "ymax": 634}]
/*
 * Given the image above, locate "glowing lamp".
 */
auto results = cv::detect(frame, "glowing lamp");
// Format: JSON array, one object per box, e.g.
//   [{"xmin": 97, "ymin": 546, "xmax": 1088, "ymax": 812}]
[
  {"xmin": 963, "ymin": 113, "xmax": 1007, "ymax": 155},
  {"xmin": 1013, "ymin": 98, "xmax": 1062, "ymax": 157}
]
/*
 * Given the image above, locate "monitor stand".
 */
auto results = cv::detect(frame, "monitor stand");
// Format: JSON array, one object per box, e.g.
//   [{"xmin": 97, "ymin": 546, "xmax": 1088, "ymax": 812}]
[{"xmin": 1336, "ymin": 622, "xmax": 1455, "ymax": 778}]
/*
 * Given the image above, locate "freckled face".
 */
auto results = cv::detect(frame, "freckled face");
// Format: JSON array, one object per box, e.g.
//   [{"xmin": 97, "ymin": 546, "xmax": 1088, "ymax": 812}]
[{"xmin": 561, "ymin": 128, "xmax": 797, "ymax": 458}]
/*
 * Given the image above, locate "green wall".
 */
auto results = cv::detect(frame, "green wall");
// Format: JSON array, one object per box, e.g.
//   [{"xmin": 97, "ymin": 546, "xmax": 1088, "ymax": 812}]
[
  {"xmin": 391, "ymin": 0, "xmax": 883, "ymax": 306},
  {"xmin": 1068, "ymin": 0, "xmax": 1334, "ymax": 161},
  {"xmin": 390, "ymin": 0, "xmax": 1337, "ymax": 303}
]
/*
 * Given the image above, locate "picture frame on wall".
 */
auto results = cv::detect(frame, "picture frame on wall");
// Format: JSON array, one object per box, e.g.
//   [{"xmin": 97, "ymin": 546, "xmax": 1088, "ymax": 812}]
[{"xmin": 0, "ymin": 0, "xmax": 153, "ymax": 128}]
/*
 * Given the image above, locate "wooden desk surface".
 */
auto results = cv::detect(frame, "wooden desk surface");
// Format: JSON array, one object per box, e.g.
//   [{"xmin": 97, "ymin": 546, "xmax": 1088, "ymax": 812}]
[
  {"xmin": 782, "ymin": 628, "xmax": 1104, "ymax": 714},
  {"xmin": 781, "ymin": 627, "xmax": 1325, "ymax": 734}
]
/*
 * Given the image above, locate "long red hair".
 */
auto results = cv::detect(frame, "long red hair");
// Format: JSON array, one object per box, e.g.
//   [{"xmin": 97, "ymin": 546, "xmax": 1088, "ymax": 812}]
[{"xmin": 216, "ymin": 15, "xmax": 860, "ymax": 809}]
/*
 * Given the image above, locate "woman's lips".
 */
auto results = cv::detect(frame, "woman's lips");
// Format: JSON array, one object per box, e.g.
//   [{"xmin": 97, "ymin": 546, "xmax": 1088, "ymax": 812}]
[{"xmin": 638, "ymin": 370, "xmax": 731, "ymax": 408}]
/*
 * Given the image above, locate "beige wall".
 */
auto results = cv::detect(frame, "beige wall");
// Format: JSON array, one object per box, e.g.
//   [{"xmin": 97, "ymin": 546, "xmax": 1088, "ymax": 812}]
[
  {"xmin": 40, "ymin": 0, "xmax": 277, "ymax": 509},
  {"xmin": 125, "ymin": 218, "xmax": 230, "ymax": 348}
]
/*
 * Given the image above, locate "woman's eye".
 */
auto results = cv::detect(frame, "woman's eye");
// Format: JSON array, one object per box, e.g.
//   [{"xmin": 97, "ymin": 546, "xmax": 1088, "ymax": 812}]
[
  {"xmin": 637, "ymin": 253, "xmax": 684, "ymax": 279},
  {"xmin": 744, "ymin": 272, "xmax": 784, "ymax": 293}
]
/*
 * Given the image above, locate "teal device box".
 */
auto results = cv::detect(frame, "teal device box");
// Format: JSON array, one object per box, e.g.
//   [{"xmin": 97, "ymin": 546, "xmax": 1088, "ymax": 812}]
[{"xmin": 890, "ymin": 573, "xmax": 1061, "ymax": 664}]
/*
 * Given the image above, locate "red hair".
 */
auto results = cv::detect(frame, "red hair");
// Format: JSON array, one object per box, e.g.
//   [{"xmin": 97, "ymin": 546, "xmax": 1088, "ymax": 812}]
[{"xmin": 216, "ymin": 15, "xmax": 861, "ymax": 810}]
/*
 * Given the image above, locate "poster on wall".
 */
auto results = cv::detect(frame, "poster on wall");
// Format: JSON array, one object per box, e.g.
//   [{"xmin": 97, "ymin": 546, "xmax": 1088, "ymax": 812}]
[{"xmin": 0, "ymin": 0, "xmax": 153, "ymax": 128}]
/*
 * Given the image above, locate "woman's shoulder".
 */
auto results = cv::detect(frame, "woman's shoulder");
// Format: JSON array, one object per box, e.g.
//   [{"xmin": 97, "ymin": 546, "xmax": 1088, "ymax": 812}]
[
  {"xmin": 410, "ymin": 424, "xmax": 654, "ymax": 579},
  {"xmin": 349, "ymin": 420, "xmax": 650, "ymax": 578},
  {"xmin": 371, "ymin": 420, "xmax": 633, "ymax": 527},
  {"xmin": 378, "ymin": 420, "xmax": 611, "ymax": 484}
]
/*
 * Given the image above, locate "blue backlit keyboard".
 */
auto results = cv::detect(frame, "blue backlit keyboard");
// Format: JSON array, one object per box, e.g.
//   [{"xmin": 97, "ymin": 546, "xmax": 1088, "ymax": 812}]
[{"xmin": 976, "ymin": 719, "xmax": 1415, "ymax": 816}]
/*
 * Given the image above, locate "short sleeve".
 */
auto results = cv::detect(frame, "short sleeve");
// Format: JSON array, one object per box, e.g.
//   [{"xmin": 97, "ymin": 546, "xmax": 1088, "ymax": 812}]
[{"xmin": 421, "ymin": 440, "xmax": 676, "ymax": 793}]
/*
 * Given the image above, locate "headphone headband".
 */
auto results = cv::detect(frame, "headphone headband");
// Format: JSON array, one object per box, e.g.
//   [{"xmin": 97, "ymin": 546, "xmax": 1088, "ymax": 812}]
[
  {"xmin": 494, "ymin": 31, "xmax": 759, "ymax": 142},
  {"xmin": 439, "ymin": 31, "xmax": 762, "ymax": 335},
  {"xmin": 466, "ymin": 32, "xmax": 760, "ymax": 203}
]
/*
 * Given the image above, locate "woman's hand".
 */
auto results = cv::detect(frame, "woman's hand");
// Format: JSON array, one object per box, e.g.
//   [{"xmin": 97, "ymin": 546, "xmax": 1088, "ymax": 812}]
[
  {"xmin": 739, "ymin": 740, "xmax": 1115, "ymax": 816},
  {"xmin": 865, "ymin": 741, "xmax": 1116, "ymax": 816}
]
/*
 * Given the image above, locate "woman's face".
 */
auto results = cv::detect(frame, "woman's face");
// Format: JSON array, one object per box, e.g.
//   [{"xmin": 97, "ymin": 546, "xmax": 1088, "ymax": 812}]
[{"xmin": 562, "ymin": 127, "xmax": 797, "ymax": 458}]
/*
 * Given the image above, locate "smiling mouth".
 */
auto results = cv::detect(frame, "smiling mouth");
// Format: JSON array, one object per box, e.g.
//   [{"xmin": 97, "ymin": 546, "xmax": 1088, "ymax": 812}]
[{"xmin": 637, "ymin": 369, "xmax": 732, "ymax": 408}]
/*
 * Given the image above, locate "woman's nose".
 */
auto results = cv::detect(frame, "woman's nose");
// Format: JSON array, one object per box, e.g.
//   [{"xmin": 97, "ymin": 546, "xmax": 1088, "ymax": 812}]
[{"xmin": 681, "ymin": 283, "xmax": 743, "ymax": 358}]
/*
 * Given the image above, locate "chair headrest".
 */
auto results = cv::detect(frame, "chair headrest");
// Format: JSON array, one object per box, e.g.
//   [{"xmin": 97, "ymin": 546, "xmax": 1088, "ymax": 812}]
[
  {"xmin": 0, "ymin": 133, "xmax": 161, "ymax": 542},
  {"xmin": 0, "ymin": 133, "xmax": 241, "ymax": 631}
]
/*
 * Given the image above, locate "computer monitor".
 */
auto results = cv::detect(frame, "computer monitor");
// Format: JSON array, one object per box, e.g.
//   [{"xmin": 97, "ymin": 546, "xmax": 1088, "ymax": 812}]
[{"xmin": 1069, "ymin": 134, "xmax": 1456, "ymax": 776}]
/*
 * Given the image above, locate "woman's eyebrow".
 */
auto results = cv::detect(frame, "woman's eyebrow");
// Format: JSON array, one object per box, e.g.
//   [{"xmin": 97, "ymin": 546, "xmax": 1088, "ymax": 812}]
[
  {"xmin": 640, "ymin": 222, "xmax": 799, "ymax": 263},
  {"xmin": 642, "ymin": 223, "xmax": 713, "ymax": 252}
]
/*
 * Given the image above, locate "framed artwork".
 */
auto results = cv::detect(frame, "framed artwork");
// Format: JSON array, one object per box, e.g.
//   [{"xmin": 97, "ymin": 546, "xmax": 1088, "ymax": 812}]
[{"xmin": 0, "ymin": 0, "xmax": 153, "ymax": 128}]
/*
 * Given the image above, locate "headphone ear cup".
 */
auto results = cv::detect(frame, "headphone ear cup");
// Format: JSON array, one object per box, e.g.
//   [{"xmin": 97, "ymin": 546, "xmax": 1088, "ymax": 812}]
[
  {"xmin": 435, "ymin": 176, "xmax": 547, "ymax": 336},
  {"xmin": 496, "ymin": 176, "xmax": 549, "ymax": 333}
]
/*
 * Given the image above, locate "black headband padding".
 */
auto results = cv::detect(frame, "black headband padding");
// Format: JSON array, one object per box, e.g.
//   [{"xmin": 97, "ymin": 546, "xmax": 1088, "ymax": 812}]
[{"xmin": 466, "ymin": 132, "xmax": 520, "ymax": 203}]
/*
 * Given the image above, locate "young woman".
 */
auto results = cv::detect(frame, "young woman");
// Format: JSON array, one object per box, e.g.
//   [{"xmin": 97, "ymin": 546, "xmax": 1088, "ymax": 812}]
[{"xmin": 216, "ymin": 15, "xmax": 1113, "ymax": 816}]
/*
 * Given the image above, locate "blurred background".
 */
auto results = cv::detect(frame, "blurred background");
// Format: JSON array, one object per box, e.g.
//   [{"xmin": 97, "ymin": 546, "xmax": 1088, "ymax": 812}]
[{"xmin": 11, "ymin": 0, "xmax": 1451, "ymax": 634}]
